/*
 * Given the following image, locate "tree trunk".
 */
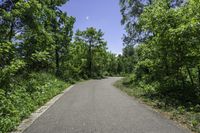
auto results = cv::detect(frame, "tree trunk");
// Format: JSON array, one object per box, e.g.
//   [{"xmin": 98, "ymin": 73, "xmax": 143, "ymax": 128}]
[
  {"xmin": 55, "ymin": 46, "xmax": 59, "ymax": 76},
  {"xmin": 180, "ymin": 70, "xmax": 185, "ymax": 90},
  {"xmin": 88, "ymin": 41, "xmax": 92, "ymax": 77},
  {"xmin": 9, "ymin": 21, "xmax": 14, "ymax": 42},
  {"xmin": 198, "ymin": 66, "xmax": 200, "ymax": 89},
  {"xmin": 186, "ymin": 66, "xmax": 194, "ymax": 86}
]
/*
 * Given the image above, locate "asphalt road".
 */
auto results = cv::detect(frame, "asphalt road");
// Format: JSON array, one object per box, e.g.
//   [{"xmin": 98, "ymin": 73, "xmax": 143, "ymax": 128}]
[{"xmin": 23, "ymin": 77, "xmax": 190, "ymax": 133}]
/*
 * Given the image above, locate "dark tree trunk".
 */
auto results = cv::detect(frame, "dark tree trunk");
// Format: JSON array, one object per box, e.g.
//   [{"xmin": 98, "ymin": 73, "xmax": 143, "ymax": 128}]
[
  {"xmin": 186, "ymin": 66, "xmax": 194, "ymax": 86},
  {"xmin": 55, "ymin": 46, "xmax": 60, "ymax": 76},
  {"xmin": 198, "ymin": 66, "xmax": 200, "ymax": 89},
  {"xmin": 88, "ymin": 41, "xmax": 92, "ymax": 78},
  {"xmin": 9, "ymin": 21, "xmax": 14, "ymax": 42}
]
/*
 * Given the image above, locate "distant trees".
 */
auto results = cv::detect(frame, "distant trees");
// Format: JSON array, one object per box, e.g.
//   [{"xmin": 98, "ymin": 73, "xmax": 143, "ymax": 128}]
[
  {"xmin": 62, "ymin": 27, "xmax": 123, "ymax": 80},
  {"xmin": 74, "ymin": 27, "xmax": 107, "ymax": 78}
]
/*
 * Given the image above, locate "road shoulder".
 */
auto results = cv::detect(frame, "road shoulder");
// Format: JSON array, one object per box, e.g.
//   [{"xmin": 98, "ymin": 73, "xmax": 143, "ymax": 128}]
[{"xmin": 11, "ymin": 85, "xmax": 74, "ymax": 133}]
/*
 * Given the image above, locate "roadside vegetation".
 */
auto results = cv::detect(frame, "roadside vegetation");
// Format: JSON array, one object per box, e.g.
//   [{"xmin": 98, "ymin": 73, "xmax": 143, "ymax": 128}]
[
  {"xmin": 117, "ymin": 0, "xmax": 200, "ymax": 132},
  {"xmin": 0, "ymin": 72, "xmax": 69, "ymax": 133},
  {"xmin": 0, "ymin": 1, "xmax": 123, "ymax": 132},
  {"xmin": 1, "ymin": 0, "xmax": 200, "ymax": 133},
  {"xmin": 115, "ymin": 78, "xmax": 200, "ymax": 133}
]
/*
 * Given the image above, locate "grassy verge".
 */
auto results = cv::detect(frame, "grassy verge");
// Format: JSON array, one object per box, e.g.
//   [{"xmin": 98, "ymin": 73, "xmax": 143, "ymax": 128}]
[
  {"xmin": 0, "ymin": 72, "xmax": 70, "ymax": 133},
  {"xmin": 114, "ymin": 78, "xmax": 200, "ymax": 133}
]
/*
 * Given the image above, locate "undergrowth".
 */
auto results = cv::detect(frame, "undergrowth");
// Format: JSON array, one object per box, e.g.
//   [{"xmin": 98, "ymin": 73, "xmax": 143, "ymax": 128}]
[
  {"xmin": 0, "ymin": 72, "xmax": 69, "ymax": 133},
  {"xmin": 114, "ymin": 77, "xmax": 200, "ymax": 133}
]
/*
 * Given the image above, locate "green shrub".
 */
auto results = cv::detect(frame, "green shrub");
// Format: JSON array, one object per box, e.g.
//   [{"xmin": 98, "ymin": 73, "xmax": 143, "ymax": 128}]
[
  {"xmin": 0, "ymin": 89, "xmax": 20, "ymax": 133},
  {"xmin": 0, "ymin": 72, "xmax": 69, "ymax": 133}
]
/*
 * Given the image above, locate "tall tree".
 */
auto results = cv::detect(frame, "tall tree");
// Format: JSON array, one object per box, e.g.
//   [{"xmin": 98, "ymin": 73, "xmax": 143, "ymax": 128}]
[
  {"xmin": 119, "ymin": 0, "xmax": 185, "ymax": 46},
  {"xmin": 121, "ymin": 0, "xmax": 200, "ymax": 102},
  {"xmin": 74, "ymin": 27, "xmax": 107, "ymax": 78}
]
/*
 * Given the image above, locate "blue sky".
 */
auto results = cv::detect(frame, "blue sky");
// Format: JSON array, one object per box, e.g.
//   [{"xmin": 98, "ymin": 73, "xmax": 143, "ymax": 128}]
[{"xmin": 60, "ymin": 0, "xmax": 125, "ymax": 54}]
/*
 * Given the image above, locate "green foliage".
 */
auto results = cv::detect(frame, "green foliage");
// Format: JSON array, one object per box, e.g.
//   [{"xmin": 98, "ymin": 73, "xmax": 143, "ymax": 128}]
[
  {"xmin": 120, "ymin": 0, "xmax": 200, "ymax": 102},
  {"xmin": 74, "ymin": 27, "xmax": 108, "ymax": 78},
  {"xmin": 0, "ymin": 0, "xmax": 122, "ymax": 132},
  {"xmin": 119, "ymin": 0, "xmax": 200, "ymax": 132},
  {"xmin": 0, "ymin": 72, "xmax": 68, "ymax": 133},
  {"xmin": 60, "ymin": 27, "xmax": 122, "ymax": 79},
  {"xmin": 115, "ymin": 77, "xmax": 200, "ymax": 133},
  {"xmin": 0, "ymin": 89, "xmax": 19, "ymax": 133},
  {"xmin": 119, "ymin": 0, "xmax": 184, "ymax": 45},
  {"xmin": 0, "ymin": 0, "xmax": 75, "ymax": 72},
  {"xmin": 0, "ymin": 59, "xmax": 26, "ymax": 91}
]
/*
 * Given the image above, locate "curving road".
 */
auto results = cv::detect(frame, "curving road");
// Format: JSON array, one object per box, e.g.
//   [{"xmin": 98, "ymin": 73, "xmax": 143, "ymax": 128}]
[{"xmin": 23, "ymin": 77, "xmax": 190, "ymax": 133}]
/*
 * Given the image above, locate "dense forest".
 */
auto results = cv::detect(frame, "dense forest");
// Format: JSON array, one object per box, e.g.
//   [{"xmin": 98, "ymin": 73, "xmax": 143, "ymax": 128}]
[
  {"xmin": 1, "ymin": 0, "xmax": 200, "ymax": 132},
  {"xmin": 118, "ymin": 0, "xmax": 200, "ymax": 132}
]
